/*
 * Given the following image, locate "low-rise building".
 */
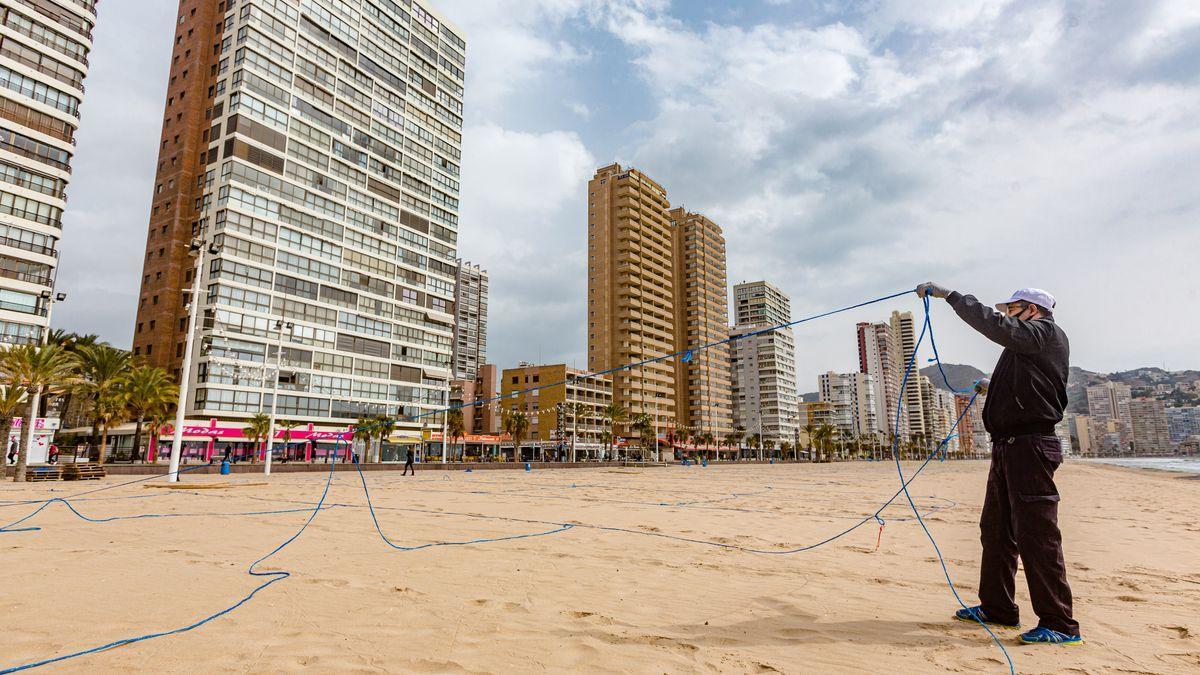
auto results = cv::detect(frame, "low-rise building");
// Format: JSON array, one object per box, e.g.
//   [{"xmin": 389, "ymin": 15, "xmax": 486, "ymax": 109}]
[{"xmin": 500, "ymin": 364, "xmax": 613, "ymax": 456}]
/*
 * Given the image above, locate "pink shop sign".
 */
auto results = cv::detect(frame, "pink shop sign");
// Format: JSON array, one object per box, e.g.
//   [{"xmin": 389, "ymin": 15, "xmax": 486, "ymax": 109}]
[
  {"xmin": 9, "ymin": 418, "xmax": 59, "ymax": 430},
  {"xmin": 159, "ymin": 424, "xmax": 352, "ymax": 441}
]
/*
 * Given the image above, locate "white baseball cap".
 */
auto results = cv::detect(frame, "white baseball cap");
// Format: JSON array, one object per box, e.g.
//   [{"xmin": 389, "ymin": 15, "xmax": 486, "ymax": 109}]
[{"xmin": 996, "ymin": 288, "xmax": 1056, "ymax": 313}]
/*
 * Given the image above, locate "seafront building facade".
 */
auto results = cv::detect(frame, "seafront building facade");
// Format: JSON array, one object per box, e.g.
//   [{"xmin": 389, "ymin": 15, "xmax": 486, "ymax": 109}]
[
  {"xmin": 130, "ymin": 0, "xmax": 467, "ymax": 443},
  {"xmin": 890, "ymin": 310, "xmax": 925, "ymax": 441},
  {"xmin": 0, "ymin": 0, "xmax": 98, "ymax": 345},
  {"xmin": 500, "ymin": 363, "xmax": 612, "ymax": 455},
  {"xmin": 817, "ymin": 371, "xmax": 879, "ymax": 439},
  {"xmin": 586, "ymin": 163, "xmax": 675, "ymax": 436},
  {"xmin": 668, "ymin": 207, "xmax": 732, "ymax": 440},
  {"xmin": 1086, "ymin": 381, "xmax": 1133, "ymax": 453},
  {"xmin": 856, "ymin": 321, "xmax": 906, "ymax": 440},
  {"xmin": 730, "ymin": 281, "xmax": 798, "ymax": 446},
  {"xmin": 451, "ymin": 258, "xmax": 486, "ymax": 379},
  {"xmin": 1129, "ymin": 397, "xmax": 1172, "ymax": 455}
]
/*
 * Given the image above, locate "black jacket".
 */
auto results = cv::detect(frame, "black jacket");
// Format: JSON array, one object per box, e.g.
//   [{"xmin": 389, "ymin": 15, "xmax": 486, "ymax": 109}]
[{"xmin": 947, "ymin": 292, "xmax": 1069, "ymax": 438}]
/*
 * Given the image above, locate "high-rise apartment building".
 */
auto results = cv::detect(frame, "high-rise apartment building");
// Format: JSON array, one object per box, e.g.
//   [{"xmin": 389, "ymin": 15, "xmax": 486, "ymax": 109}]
[
  {"xmin": 1166, "ymin": 406, "xmax": 1199, "ymax": 445},
  {"xmin": 451, "ymin": 258, "xmax": 486, "ymax": 379},
  {"xmin": 919, "ymin": 375, "xmax": 959, "ymax": 455},
  {"xmin": 954, "ymin": 392, "xmax": 983, "ymax": 455},
  {"xmin": 586, "ymin": 163, "xmax": 675, "ymax": 434},
  {"xmin": 734, "ymin": 281, "xmax": 790, "ymax": 327},
  {"xmin": 668, "ymin": 207, "xmax": 731, "ymax": 438},
  {"xmin": 1069, "ymin": 414, "xmax": 1093, "ymax": 456},
  {"xmin": 857, "ymin": 321, "xmax": 906, "ymax": 439},
  {"xmin": 0, "ymin": 0, "xmax": 98, "ymax": 345},
  {"xmin": 730, "ymin": 281, "xmax": 798, "ymax": 446},
  {"xmin": 132, "ymin": 0, "xmax": 467, "ymax": 436},
  {"xmin": 1086, "ymin": 381, "xmax": 1132, "ymax": 451},
  {"xmin": 890, "ymin": 310, "xmax": 925, "ymax": 440},
  {"xmin": 817, "ymin": 371, "xmax": 879, "ymax": 438},
  {"xmin": 1129, "ymin": 397, "xmax": 1172, "ymax": 454}
]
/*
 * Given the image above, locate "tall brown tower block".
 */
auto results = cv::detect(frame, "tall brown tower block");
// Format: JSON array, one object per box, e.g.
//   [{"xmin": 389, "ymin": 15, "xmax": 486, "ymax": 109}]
[
  {"xmin": 132, "ymin": 0, "xmax": 225, "ymax": 378},
  {"xmin": 668, "ymin": 207, "xmax": 732, "ymax": 438},
  {"xmin": 586, "ymin": 163, "xmax": 675, "ymax": 434}
]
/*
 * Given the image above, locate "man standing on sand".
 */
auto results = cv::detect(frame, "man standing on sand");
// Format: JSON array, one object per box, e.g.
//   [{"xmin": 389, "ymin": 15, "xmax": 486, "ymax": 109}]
[{"xmin": 916, "ymin": 283, "xmax": 1082, "ymax": 646}]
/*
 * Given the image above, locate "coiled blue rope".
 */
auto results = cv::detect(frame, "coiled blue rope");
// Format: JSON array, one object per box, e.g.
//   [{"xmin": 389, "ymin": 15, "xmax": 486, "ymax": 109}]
[{"xmin": 349, "ymin": 453, "xmax": 575, "ymax": 549}]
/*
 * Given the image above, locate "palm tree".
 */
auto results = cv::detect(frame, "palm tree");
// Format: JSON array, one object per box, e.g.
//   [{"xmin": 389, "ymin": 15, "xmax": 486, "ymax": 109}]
[
  {"xmin": 93, "ymin": 390, "xmax": 128, "ymax": 464},
  {"xmin": 780, "ymin": 440, "xmax": 793, "ymax": 460},
  {"xmin": 503, "ymin": 411, "xmax": 529, "ymax": 462},
  {"xmin": 280, "ymin": 419, "xmax": 300, "ymax": 461},
  {"xmin": 0, "ymin": 344, "xmax": 78, "ymax": 481},
  {"xmin": 631, "ymin": 413, "xmax": 654, "ymax": 461},
  {"xmin": 353, "ymin": 414, "xmax": 377, "ymax": 463},
  {"xmin": 697, "ymin": 431, "xmax": 715, "ymax": 460},
  {"xmin": 447, "ymin": 409, "xmax": 465, "ymax": 461},
  {"xmin": 598, "ymin": 430, "xmax": 611, "ymax": 462},
  {"xmin": 802, "ymin": 423, "xmax": 817, "ymax": 461},
  {"xmin": 0, "ymin": 384, "xmax": 27, "ymax": 477},
  {"xmin": 747, "ymin": 433, "xmax": 761, "ymax": 461},
  {"xmin": 74, "ymin": 345, "xmax": 131, "ymax": 453},
  {"xmin": 763, "ymin": 438, "xmax": 776, "ymax": 460},
  {"xmin": 372, "ymin": 416, "xmax": 395, "ymax": 463},
  {"xmin": 722, "ymin": 430, "xmax": 741, "ymax": 461},
  {"xmin": 599, "ymin": 403, "xmax": 626, "ymax": 462},
  {"xmin": 120, "ymin": 364, "xmax": 175, "ymax": 463},
  {"xmin": 812, "ymin": 424, "xmax": 835, "ymax": 463},
  {"xmin": 47, "ymin": 330, "xmax": 101, "ymax": 351},
  {"xmin": 243, "ymin": 412, "xmax": 271, "ymax": 463}
]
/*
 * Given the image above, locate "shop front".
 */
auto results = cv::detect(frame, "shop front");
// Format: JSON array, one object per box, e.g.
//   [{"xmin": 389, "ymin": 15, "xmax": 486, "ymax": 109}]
[{"xmin": 151, "ymin": 420, "xmax": 354, "ymax": 463}]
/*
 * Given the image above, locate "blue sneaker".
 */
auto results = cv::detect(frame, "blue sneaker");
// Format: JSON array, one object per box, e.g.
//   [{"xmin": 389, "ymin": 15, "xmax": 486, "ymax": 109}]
[
  {"xmin": 1018, "ymin": 627, "xmax": 1083, "ymax": 645},
  {"xmin": 954, "ymin": 605, "xmax": 1019, "ymax": 629}
]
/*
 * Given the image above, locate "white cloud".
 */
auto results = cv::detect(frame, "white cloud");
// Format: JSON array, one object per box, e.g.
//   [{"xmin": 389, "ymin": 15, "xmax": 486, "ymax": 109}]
[
  {"xmin": 592, "ymin": 0, "xmax": 1200, "ymax": 387},
  {"xmin": 567, "ymin": 101, "xmax": 591, "ymax": 119},
  {"xmin": 456, "ymin": 124, "xmax": 596, "ymax": 370}
]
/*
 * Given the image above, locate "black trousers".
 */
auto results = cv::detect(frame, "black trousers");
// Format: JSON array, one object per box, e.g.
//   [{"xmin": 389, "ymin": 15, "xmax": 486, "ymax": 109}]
[
  {"xmin": 402, "ymin": 458, "xmax": 414, "ymax": 476},
  {"xmin": 978, "ymin": 434, "xmax": 1079, "ymax": 635}
]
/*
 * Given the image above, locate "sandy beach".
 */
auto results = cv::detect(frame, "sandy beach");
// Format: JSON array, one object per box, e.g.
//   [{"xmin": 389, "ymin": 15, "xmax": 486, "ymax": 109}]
[{"xmin": 2, "ymin": 460, "xmax": 1198, "ymax": 674}]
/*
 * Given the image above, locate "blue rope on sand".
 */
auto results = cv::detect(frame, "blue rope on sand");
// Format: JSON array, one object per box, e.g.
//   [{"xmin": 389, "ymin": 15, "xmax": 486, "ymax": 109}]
[{"xmin": 1, "ymin": 289, "xmax": 1013, "ymax": 673}]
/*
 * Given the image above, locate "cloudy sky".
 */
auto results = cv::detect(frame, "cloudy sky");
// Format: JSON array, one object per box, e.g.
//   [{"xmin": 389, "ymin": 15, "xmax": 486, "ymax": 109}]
[{"xmin": 57, "ymin": 0, "xmax": 1200, "ymax": 391}]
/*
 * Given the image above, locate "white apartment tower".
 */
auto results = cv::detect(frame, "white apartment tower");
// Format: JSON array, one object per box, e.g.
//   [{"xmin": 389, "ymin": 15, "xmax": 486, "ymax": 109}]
[
  {"xmin": 452, "ymin": 259, "xmax": 486, "ymax": 379},
  {"xmin": 134, "ymin": 0, "xmax": 468, "ymax": 437},
  {"xmin": 890, "ymin": 310, "xmax": 925, "ymax": 440},
  {"xmin": 730, "ymin": 281, "xmax": 798, "ymax": 446},
  {"xmin": 818, "ymin": 371, "xmax": 880, "ymax": 439},
  {"xmin": 857, "ymin": 320, "xmax": 906, "ymax": 440},
  {"xmin": 0, "ymin": 0, "xmax": 98, "ymax": 344}
]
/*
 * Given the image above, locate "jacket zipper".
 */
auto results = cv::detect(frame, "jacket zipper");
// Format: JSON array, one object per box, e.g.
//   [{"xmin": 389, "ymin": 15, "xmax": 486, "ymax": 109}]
[{"xmin": 1015, "ymin": 395, "xmax": 1025, "ymax": 410}]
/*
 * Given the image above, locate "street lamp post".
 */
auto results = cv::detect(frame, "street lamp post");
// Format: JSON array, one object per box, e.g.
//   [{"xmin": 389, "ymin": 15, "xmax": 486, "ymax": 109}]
[
  {"xmin": 168, "ymin": 239, "xmax": 218, "ymax": 483},
  {"xmin": 441, "ymin": 389, "xmax": 449, "ymax": 463},
  {"xmin": 264, "ymin": 319, "xmax": 293, "ymax": 476},
  {"xmin": 24, "ymin": 291, "xmax": 66, "ymax": 463}
]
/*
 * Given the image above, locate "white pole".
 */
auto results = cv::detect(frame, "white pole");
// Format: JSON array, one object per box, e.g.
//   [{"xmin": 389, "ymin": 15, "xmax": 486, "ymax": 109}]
[
  {"xmin": 264, "ymin": 321, "xmax": 288, "ymax": 476},
  {"xmin": 168, "ymin": 246, "xmax": 205, "ymax": 483},
  {"xmin": 441, "ymin": 391, "xmax": 448, "ymax": 463},
  {"xmin": 571, "ymin": 405, "xmax": 577, "ymax": 463},
  {"xmin": 653, "ymin": 401, "xmax": 659, "ymax": 463}
]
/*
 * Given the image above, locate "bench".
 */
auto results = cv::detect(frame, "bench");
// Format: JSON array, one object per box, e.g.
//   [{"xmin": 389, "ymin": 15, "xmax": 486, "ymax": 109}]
[
  {"xmin": 62, "ymin": 463, "xmax": 106, "ymax": 481},
  {"xmin": 25, "ymin": 466, "xmax": 63, "ymax": 482}
]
